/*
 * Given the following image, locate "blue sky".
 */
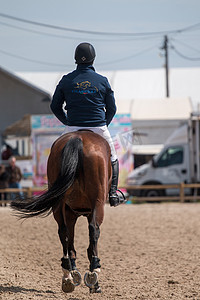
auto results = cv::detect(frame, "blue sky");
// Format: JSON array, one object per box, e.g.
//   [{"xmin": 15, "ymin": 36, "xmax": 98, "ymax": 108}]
[{"xmin": 0, "ymin": 0, "xmax": 200, "ymax": 72}]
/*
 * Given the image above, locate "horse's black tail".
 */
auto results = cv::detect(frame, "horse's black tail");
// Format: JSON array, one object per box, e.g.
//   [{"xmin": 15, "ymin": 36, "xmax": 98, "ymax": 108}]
[{"xmin": 11, "ymin": 137, "xmax": 83, "ymax": 218}]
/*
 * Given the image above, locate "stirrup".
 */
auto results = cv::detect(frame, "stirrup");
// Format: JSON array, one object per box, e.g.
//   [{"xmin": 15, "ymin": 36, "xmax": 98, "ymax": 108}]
[
  {"xmin": 117, "ymin": 189, "xmax": 126, "ymax": 200},
  {"xmin": 109, "ymin": 189, "xmax": 127, "ymax": 207}
]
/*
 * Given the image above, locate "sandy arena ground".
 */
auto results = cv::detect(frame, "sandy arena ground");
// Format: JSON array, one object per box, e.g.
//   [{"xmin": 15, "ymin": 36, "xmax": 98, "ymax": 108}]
[{"xmin": 1, "ymin": 202, "xmax": 200, "ymax": 300}]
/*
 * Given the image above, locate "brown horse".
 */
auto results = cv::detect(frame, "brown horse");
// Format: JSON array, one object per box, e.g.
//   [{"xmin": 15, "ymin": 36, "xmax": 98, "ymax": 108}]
[{"xmin": 11, "ymin": 130, "xmax": 112, "ymax": 293}]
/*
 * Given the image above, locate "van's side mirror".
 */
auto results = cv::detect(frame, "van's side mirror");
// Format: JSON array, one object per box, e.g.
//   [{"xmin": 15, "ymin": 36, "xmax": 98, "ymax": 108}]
[{"xmin": 152, "ymin": 157, "xmax": 157, "ymax": 168}]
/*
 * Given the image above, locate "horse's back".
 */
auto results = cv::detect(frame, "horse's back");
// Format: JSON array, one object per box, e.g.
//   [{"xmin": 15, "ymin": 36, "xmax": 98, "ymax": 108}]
[{"xmin": 48, "ymin": 130, "xmax": 111, "ymax": 175}]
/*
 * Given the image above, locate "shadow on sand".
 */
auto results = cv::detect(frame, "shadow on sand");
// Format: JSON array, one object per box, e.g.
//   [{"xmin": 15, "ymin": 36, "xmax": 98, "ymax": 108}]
[
  {"xmin": 0, "ymin": 285, "xmax": 83, "ymax": 300},
  {"xmin": 0, "ymin": 284, "xmax": 55, "ymax": 295}
]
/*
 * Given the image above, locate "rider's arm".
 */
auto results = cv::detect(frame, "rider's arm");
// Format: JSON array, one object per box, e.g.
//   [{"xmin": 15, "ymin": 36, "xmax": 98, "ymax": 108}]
[
  {"xmin": 50, "ymin": 83, "xmax": 68, "ymax": 125},
  {"xmin": 104, "ymin": 79, "xmax": 117, "ymax": 126}
]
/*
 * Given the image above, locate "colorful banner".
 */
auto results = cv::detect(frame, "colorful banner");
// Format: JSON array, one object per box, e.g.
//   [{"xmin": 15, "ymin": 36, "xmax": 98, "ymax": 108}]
[
  {"xmin": 109, "ymin": 114, "xmax": 133, "ymax": 186},
  {"xmin": 31, "ymin": 114, "xmax": 133, "ymax": 187},
  {"xmin": 31, "ymin": 115, "xmax": 64, "ymax": 186},
  {"xmin": 31, "ymin": 114, "xmax": 65, "ymax": 129}
]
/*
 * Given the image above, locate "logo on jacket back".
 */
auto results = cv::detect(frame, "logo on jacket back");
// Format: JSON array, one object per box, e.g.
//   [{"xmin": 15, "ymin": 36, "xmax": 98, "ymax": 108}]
[{"xmin": 72, "ymin": 81, "xmax": 98, "ymax": 95}]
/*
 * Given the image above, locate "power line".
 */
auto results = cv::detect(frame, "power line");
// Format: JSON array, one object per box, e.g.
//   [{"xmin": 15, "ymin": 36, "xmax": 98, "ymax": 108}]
[
  {"xmin": 171, "ymin": 38, "xmax": 200, "ymax": 54},
  {"xmin": 0, "ymin": 20, "xmax": 161, "ymax": 42},
  {"xmin": 0, "ymin": 44, "xmax": 159, "ymax": 67},
  {"xmin": 98, "ymin": 45, "xmax": 158, "ymax": 65},
  {"xmin": 0, "ymin": 49, "xmax": 73, "ymax": 67},
  {"xmin": 0, "ymin": 20, "xmax": 80, "ymax": 41},
  {"xmin": 171, "ymin": 44, "xmax": 200, "ymax": 61},
  {"xmin": 1, "ymin": 12, "xmax": 200, "ymax": 37},
  {"xmin": 177, "ymin": 22, "xmax": 200, "ymax": 33}
]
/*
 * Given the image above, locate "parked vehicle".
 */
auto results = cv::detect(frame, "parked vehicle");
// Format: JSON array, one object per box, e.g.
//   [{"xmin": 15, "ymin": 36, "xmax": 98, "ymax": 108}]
[{"xmin": 126, "ymin": 112, "xmax": 200, "ymax": 197}]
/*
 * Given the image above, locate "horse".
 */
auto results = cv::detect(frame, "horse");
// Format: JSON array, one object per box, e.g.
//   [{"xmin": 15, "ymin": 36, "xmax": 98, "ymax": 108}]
[{"xmin": 11, "ymin": 130, "xmax": 112, "ymax": 293}]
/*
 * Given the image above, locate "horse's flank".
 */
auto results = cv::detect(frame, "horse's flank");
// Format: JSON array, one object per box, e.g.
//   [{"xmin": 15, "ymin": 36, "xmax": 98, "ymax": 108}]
[{"xmin": 48, "ymin": 131, "xmax": 112, "ymax": 225}]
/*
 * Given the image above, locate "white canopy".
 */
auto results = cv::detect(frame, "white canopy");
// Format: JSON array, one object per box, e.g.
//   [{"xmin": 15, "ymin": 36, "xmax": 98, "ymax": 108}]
[
  {"xmin": 16, "ymin": 67, "xmax": 200, "ymax": 110},
  {"xmin": 122, "ymin": 97, "xmax": 193, "ymax": 120}
]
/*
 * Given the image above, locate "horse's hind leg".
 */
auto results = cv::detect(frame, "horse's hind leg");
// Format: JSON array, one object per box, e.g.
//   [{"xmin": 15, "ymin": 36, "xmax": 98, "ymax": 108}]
[
  {"xmin": 84, "ymin": 212, "xmax": 101, "ymax": 293},
  {"xmin": 65, "ymin": 210, "xmax": 82, "ymax": 287},
  {"xmin": 55, "ymin": 208, "xmax": 80, "ymax": 293},
  {"xmin": 58, "ymin": 223, "xmax": 75, "ymax": 293}
]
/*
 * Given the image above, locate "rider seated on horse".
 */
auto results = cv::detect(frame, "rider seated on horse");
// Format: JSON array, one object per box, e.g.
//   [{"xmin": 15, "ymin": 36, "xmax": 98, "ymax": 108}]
[{"xmin": 50, "ymin": 42, "xmax": 126, "ymax": 207}]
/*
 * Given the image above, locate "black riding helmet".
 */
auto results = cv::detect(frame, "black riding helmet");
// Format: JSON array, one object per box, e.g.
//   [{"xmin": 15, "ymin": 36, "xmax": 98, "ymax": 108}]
[{"xmin": 74, "ymin": 42, "xmax": 96, "ymax": 64}]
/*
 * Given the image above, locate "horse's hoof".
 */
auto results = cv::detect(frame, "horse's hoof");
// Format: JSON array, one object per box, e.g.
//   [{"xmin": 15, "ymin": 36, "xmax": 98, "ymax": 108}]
[
  {"xmin": 62, "ymin": 277, "xmax": 75, "ymax": 293},
  {"xmin": 90, "ymin": 282, "xmax": 101, "ymax": 293},
  {"xmin": 71, "ymin": 270, "xmax": 82, "ymax": 286},
  {"xmin": 84, "ymin": 271, "xmax": 98, "ymax": 288}
]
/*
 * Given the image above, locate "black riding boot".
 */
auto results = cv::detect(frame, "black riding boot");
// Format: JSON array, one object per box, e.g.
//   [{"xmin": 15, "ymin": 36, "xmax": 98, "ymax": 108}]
[{"xmin": 109, "ymin": 159, "xmax": 126, "ymax": 207}]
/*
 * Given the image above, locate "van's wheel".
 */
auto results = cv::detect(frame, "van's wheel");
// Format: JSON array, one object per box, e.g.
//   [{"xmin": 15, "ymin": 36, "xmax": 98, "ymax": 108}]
[
  {"xmin": 144, "ymin": 189, "xmax": 160, "ymax": 197},
  {"xmin": 142, "ymin": 189, "xmax": 165, "ymax": 200}
]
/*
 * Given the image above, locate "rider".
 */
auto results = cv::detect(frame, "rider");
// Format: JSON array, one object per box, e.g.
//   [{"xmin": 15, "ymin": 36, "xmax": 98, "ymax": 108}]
[{"xmin": 50, "ymin": 42, "xmax": 126, "ymax": 207}]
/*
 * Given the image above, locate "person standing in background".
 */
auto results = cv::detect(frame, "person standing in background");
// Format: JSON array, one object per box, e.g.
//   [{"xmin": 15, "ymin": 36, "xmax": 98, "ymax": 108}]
[
  {"xmin": 2, "ymin": 144, "xmax": 13, "ymax": 160},
  {"xmin": 6, "ymin": 156, "xmax": 23, "ymax": 199},
  {"xmin": 0, "ymin": 164, "xmax": 9, "ymax": 205}
]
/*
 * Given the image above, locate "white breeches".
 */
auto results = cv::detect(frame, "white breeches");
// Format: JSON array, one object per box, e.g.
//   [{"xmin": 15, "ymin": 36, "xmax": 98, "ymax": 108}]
[{"xmin": 62, "ymin": 125, "xmax": 117, "ymax": 162}]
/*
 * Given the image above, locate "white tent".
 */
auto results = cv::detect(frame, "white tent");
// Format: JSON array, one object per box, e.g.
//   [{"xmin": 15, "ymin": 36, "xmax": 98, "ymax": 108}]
[
  {"xmin": 16, "ymin": 67, "xmax": 200, "ymax": 110},
  {"xmin": 117, "ymin": 97, "xmax": 192, "ymax": 120}
]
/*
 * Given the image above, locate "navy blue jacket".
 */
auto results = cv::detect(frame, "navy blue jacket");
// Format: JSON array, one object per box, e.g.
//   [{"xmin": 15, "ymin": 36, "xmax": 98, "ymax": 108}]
[{"xmin": 50, "ymin": 64, "xmax": 116, "ymax": 127}]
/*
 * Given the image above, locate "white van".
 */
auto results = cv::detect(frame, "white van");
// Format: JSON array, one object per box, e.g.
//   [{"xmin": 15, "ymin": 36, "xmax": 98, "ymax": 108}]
[{"xmin": 126, "ymin": 113, "xmax": 200, "ymax": 197}]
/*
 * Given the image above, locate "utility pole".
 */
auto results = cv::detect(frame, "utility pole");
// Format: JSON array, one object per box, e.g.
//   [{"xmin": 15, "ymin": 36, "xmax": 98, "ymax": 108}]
[{"xmin": 161, "ymin": 35, "xmax": 169, "ymax": 97}]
